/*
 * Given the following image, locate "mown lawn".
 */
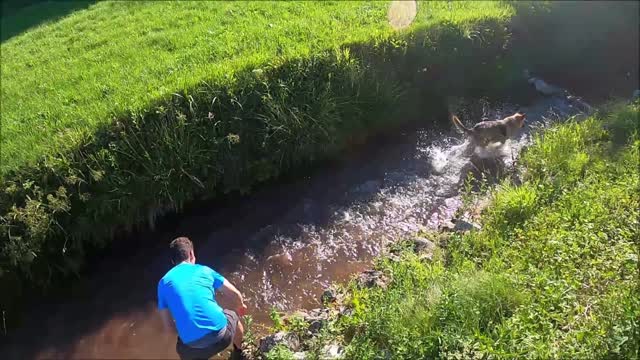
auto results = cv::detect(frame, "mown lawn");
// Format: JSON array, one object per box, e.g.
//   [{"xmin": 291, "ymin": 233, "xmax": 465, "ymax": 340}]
[
  {"xmin": 0, "ymin": 0, "xmax": 513, "ymax": 173},
  {"xmin": 274, "ymin": 104, "xmax": 639, "ymax": 359}
]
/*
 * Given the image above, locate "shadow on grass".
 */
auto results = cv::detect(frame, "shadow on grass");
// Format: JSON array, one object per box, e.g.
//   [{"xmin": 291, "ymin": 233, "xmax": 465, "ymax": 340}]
[{"xmin": 1, "ymin": 0, "xmax": 95, "ymax": 42}]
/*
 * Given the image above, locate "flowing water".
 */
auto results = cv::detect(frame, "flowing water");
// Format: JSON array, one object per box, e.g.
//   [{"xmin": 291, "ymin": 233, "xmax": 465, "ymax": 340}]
[{"xmin": 4, "ymin": 94, "xmax": 590, "ymax": 360}]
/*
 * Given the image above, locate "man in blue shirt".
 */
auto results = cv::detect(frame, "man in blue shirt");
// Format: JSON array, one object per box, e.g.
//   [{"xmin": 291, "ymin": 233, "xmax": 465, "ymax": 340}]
[{"xmin": 158, "ymin": 237, "xmax": 248, "ymax": 360}]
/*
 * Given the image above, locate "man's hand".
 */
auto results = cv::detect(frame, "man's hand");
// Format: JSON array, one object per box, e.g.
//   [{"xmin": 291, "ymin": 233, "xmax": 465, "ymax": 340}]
[{"xmin": 237, "ymin": 302, "xmax": 248, "ymax": 317}]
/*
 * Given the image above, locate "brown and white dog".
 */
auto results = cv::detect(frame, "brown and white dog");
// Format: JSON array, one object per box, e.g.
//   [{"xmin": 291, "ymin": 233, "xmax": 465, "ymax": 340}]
[{"xmin": 451, "ymin": 112, "xmax": 526, "ymax": 147}]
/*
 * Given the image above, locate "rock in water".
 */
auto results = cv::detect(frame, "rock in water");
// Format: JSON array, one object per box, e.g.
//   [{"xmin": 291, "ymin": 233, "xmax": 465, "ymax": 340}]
[
  {"xmin": 567, "ymin": 95, "xmax": 594, "ymax": 114},
  {"xmin": 320, "ymin": 289, "xmax": 337, "ymax": 304},
  {"xmin": 528, "ymin": 77, "xmax": 565, "ymax": 96}
]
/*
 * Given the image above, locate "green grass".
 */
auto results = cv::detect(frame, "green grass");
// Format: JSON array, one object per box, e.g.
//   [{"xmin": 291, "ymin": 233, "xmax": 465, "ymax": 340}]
[
  {"xmin": 288, "ymin": 104, "xmax": 640, "ymax": 359},
  {"xmin": 0, "ymin": 0, "xmax": 513, "ymax": 173}
]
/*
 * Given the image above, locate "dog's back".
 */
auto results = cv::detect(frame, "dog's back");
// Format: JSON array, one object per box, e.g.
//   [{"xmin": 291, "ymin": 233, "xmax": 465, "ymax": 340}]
[{"xmin": 452, "ymin": 112, "xmax": 526, "ymax": 146}]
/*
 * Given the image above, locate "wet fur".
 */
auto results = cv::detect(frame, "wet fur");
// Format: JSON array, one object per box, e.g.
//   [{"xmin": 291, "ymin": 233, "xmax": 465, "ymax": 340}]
[{"xmin": 451, "ymin": 112, "xmax": 526, "ymax": 147}]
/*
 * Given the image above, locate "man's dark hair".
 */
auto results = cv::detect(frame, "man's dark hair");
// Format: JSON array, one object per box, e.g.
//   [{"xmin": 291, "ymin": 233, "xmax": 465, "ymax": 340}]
[{"xmin": 170, "ymin": 237, "xmax": 193, "ymax": 263}]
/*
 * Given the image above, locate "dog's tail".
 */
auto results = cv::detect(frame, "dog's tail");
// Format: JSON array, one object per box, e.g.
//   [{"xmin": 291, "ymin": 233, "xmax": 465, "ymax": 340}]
[{"xmin": 451, "ymin": 115, "xmax": 472, "ymax": 135}]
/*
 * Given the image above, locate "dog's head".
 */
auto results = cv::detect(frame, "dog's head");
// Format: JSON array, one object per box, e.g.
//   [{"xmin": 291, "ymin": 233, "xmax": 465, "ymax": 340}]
[{"xmin": 514, "ymin": 112, "xmax": 526, "ymax": 127}]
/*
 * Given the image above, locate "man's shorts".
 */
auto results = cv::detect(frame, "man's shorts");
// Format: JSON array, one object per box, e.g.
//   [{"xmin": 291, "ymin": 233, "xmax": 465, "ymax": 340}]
[{"xmin": 176, "ymin": 309, "xmax": 239, "ymax": 360}]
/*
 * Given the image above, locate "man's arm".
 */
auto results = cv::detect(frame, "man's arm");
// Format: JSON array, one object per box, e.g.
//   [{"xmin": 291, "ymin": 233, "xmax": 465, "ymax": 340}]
[
  {"xmin": 159, "ymin": 309, "xmax": 174, "ymax": 332},
  {"xmin": 220, "ymin": 279, "xmax": 248, "ymax": 316},
  {"xmin": 157, "ymin": 280, "xmax": 174, "ymax": 332}
]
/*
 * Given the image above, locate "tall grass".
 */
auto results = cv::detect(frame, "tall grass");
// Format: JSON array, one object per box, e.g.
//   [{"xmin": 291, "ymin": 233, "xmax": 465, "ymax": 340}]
[{"xmin": 326, "ymin": 104, "xmax": 640, "ymax": 359}]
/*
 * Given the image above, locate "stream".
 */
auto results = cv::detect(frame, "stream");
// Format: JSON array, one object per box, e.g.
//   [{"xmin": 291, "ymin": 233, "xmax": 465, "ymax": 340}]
[{"xmin": 4, "ymin": 93, "xmax": 590, "ymax": 360}]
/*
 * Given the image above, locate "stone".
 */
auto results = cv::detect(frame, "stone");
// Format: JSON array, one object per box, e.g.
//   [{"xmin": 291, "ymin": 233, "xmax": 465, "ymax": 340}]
[
  {"xmin": 338, "ymin": 305, "xmax": 355, "ymax": 317},
  {"xmin": 418, "ymin": 252, "xmax": 434, "ymax": 262},
  {"xmin": 301, "ymin": 309, "xmax": 327, "ymax": 334},
  {"xmin": 320, "ymin": 343, "xmax": 344, "ymax": 360},
  {"xmin": 292, "ymin": 352, "xmax": 308, "ymax": 360},
  {"xmin": 453, "ymin": 219, "xmax": 481, "ymax": 232},
  {"xmin": 566, "ymin": 95, "xmax": 594, "ymax": 114},
  {"xmin": 387, "ymin": 253, "xmax": 402, "ymax": 263},
  {"xmin": 259, "ymin": 331, "xmax": 300, "ymax": 354},
  {"xmin": 528, "ymin": 77, "xmax": 565, "ymax": 97},
  {"xmin": 357, "ymin": 270, "xmax": 389, "ymax": 289},
  {"xmin": 440, "ymin": 219, "xmax": 480, "ymax": 233},
  {"xmin": 411, "ymin": 237, "xmax": 435, "ymax": 254},
  {"xmin": 308, "ymin": 307, "xmax": 328, "ymax": 318},
  {"xmin": 239, "ymin": 346, "xmax": 258, "ymax": 360},
  {"xmin": 439, "ymin": 220, "xmax": 456, "ymax": 232},
  {"xmin": 308, "ymin": 318, "xmax": 324, "ymax": 334},
  {"xmin": 321, "ymin": 289, "xmax": 338, "ymax": 304}
]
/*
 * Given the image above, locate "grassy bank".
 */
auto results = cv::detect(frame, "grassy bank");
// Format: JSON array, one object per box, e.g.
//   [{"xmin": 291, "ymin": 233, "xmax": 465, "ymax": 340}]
[
  {"xmin": 266, "ymin": 104, "xmax": 639, "ymax": 359},
  {"xmin": 0, "ymin": 1, "xmax": 518, "ymax": 324},
  {"xmin": 0, "ymin": 1, "xmax": 513, "ymax": 173}
]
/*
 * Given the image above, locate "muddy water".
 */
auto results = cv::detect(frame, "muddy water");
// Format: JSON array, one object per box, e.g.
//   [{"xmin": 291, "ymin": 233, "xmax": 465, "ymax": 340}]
[{"xmin": 4, "ymin": 94, "xmax": 589, "ymax": 360}]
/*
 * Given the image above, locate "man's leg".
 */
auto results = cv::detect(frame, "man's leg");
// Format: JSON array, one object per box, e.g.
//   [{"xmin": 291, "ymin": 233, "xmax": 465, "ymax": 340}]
[
  {"xmin": 176, "ymin": 337, "xmax": 211, "ymax": 360},
  {"xmin": 233, "ymin": 319, "xmax": 244, "ymax": 350}
]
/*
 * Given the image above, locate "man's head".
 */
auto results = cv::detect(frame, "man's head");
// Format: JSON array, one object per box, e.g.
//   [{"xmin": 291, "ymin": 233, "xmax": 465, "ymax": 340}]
[{"xmin": 170, "ymin": 237, "xmax": 195, "ymax": 264}]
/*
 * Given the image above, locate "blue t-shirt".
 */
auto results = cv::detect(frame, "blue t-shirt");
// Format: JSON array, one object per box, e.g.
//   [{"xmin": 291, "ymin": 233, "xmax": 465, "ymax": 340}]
[{"xmin": 157, "ymin": 263, "xmax": 228, "ymax": 343}]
